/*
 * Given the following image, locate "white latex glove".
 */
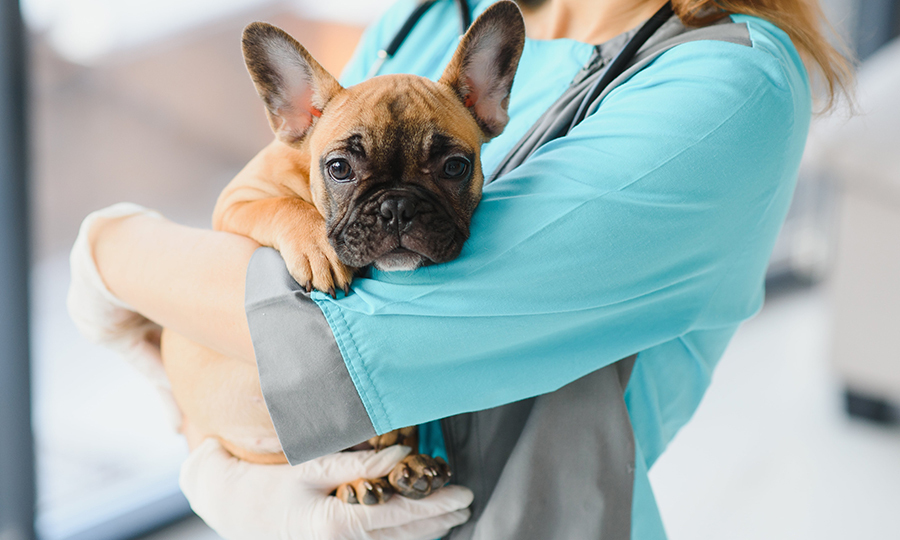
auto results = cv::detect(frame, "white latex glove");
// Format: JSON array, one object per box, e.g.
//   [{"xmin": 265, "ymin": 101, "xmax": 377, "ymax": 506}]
[
  {"xmin": 180, "ymin": 440, "xmax": 473, "ymax": 540},
  {"xmin": 66, "ymin": 202, "xmax": 181, "ymax": 428}
]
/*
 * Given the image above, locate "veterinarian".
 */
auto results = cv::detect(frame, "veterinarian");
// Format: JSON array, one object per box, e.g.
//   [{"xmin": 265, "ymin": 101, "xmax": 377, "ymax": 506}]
[{"xmin": 69, "ymin": 0, "xmax": 850, "ymax": 538}]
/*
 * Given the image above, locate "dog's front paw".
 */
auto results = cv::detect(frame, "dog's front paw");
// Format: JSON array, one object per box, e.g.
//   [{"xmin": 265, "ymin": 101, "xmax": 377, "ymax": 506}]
[
  {"xmin": 388, "ymin": 454, "xmax": 451, "ymax": 500},
  {"xmin": 278, "ymin": 235, "xmax": 354, "ymax": 297}
]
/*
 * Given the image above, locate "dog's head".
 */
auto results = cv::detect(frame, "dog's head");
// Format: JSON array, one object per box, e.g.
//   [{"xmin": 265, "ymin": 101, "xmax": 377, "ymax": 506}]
[{"xmin": 242, "ymin": 1, "xmax": 524, "ymax": 270}]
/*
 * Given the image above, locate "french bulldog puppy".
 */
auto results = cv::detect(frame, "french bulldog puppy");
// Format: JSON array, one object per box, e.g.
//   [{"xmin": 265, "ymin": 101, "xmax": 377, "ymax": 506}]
[{"xmin": 160, "ymin": 1, "xmax": 525, "ymax": 505}]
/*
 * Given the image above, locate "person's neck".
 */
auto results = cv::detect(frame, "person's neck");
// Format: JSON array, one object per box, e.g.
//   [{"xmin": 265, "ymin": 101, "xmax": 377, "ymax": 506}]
[{"xmin": 519, "ymin": 0, "xmax": 669, "ymax": 44}]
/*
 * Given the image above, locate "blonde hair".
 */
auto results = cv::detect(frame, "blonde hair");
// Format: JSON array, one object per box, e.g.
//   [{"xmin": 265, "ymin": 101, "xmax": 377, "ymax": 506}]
[{"xmin": 672, "ymin": 0, "xmax": 855, "ymax": 111}]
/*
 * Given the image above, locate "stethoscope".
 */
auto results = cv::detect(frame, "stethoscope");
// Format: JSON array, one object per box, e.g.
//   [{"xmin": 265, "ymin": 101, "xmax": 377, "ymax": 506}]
[{"xmin": 367, "ymin": 0, "xmax": 674, "ymax": 141}]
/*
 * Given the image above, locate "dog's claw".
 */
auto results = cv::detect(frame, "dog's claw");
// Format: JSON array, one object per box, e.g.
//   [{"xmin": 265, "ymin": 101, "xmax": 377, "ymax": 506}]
[
  {"xmin": 328, "ymin": 287, "xmax": 336, "ymax": 299},
  {"xmin": 343, "ymin": 284, "xmax": 350, "ymax": 295}
]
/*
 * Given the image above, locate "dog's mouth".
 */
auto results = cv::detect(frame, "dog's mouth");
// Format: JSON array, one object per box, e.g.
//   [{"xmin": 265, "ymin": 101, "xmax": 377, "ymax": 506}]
[
  {"xmin": 328, "ymin": 188, "xmax": 469, "ymax": 271},
  {"xmin": 372, "ymin": 247, "xmax": 427, "ymax": 272}
]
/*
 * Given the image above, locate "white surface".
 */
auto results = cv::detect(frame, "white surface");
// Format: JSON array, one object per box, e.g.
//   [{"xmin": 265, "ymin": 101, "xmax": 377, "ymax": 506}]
[{"xmin": 829, "ymin": 189, "xmax": 900, "ymax": 401}]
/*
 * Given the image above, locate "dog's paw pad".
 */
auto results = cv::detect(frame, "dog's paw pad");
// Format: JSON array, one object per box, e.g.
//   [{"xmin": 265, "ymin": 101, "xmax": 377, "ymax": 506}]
[{"xmin": 388, "ymin": 454, "xmax": 451, "ymax": 500}]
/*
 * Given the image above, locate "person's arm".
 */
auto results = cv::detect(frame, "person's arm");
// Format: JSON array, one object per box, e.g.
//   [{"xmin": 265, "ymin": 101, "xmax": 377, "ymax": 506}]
[
  {"xmin": 248, "ymin": 32, "xmax": 814, "ymax": 464},
  {"xmin": 92, "ymin": 213, "xmax": 259, "ymax": 363}
]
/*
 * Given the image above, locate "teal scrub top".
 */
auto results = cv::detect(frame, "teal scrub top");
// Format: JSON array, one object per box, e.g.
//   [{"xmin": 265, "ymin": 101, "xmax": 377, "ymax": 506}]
[{"xmin": 311, "ymin": 1, "xmax": 811, "ymax": 537}]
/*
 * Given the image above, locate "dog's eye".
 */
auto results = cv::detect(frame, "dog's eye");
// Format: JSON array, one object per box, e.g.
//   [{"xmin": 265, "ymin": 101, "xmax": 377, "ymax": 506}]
[
  {"xmin": 442, "ymin": 157, "xmax": 470, "ymax": 179},
  {"xmin": 328, "ymin": 159, "xmax": 354, "ymax": 182}
]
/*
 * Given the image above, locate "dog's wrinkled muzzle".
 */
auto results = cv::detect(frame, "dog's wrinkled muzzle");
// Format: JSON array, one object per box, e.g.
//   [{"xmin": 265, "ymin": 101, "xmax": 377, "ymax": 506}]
[{"xmin": 332, "ymin": 188, "xmax": 468, "ymax": 271}]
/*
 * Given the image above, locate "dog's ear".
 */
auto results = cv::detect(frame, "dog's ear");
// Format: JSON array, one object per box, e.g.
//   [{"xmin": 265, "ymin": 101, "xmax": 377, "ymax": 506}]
[
  {"xmin": 439, "ymin": 1, "xmax": 525, "ymax": 140},
  {"xmin": 242, "ymin": 22, "xmax": 343, "ymax": 144}
]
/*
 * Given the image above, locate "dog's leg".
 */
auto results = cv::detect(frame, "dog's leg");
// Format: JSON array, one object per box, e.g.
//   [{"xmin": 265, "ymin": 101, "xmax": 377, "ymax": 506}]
[
  {"xmin": 216, "ymin": 197, "xmax": 354, "ymax": 295},
  {"xmin": 365, "ymin": 426, "xmax": 419, "ymax": 451},
  {"xmin": 217, "ymin": 438, "xmax": 288, "ymax": 464}
]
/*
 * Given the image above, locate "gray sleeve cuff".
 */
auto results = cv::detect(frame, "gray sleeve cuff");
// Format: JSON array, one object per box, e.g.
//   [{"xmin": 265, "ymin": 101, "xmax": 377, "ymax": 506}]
[{"xmin": 245, "ymin": 247, "xmax": 376, "ymax": 465}]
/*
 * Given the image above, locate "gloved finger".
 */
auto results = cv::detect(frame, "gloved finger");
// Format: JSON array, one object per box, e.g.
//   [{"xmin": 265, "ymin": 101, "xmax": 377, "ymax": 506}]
[
  {"xmin": 179, "ymin": 439, "xmax": 230, "ymax": 498},
  {"xmin": 180, "ymin": 439, "xmax": 272, "ymax": 502},
  {"xmin": 368, "ymin": 509, "xmax": 471, "ymax": 540},
  {"xmin": 297, "ymin": 445, "xmax": 413, "ymax": 486},
  {"xmin": 180, "ymin": 439, "xmax": 286, "ymax": 540},
  {"xmin": 346, "ymin": 485, "xmax": 474, "ymax": 531}
]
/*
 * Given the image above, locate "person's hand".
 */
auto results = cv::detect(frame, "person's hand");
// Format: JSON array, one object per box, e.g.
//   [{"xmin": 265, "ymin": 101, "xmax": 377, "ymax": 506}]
[
  {"xmin": 66, "ymin": 202, "xmax": 181, "ymax": 427},
  {"xmin": 180, "ymin": 440, "xmax": 473, "ymax": 540}
]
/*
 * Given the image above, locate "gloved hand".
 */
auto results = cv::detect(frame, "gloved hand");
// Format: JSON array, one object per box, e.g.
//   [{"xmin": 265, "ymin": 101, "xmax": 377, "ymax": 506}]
[
  {"xmin": 180, "ymin": 440, "xmax": 473, "ymax": 540},
  {"xmin": 66, "ymin": 202, "xmax": 181, "ymax": 428}
]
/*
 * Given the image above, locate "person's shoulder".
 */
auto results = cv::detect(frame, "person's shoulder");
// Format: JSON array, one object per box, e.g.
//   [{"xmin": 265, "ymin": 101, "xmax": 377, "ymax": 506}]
[
  {"xmin": 731, "ymin": 14, "xmax": 806, "ymax": 68},
  {"xmin": 570, "ymin": 13, "xmax": 814, "ymax": 197},
  {"xmin": 635, "ymin": 14, "xmax": 812, "ymax": 128},
  {"xmin": 732, "ymin": 13, "xmax": 811, "ymax": 93},
  {"xmin": 698, "ymin": 14, "xmax": 808, "ymax": 106}
]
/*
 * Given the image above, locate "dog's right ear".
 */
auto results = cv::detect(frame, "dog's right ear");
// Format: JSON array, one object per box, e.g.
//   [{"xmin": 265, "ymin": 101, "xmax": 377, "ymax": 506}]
[
  {"xmin": 242, "ymin": 22, "xmax": 343, "ymax": 144},
  {"xmin": 439, "ymin": 1, "xmax": 525, "ymax": 141}
]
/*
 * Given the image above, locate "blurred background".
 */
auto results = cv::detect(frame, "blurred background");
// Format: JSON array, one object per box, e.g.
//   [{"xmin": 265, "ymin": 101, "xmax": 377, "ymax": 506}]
[{"xmin": 1, "ymin": 0, "xmax": 898, "ymax": 539}]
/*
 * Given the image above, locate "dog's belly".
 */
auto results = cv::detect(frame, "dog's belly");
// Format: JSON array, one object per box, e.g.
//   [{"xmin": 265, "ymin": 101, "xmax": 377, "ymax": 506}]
[{"xmin": 160, "ymin": 329, "xmax": 284, "ymax": 460}]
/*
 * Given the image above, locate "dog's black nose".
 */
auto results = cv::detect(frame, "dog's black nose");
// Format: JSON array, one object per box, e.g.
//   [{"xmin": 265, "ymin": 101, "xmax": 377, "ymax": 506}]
[{"xmin": 379, "ymin": 197, "xmax": 417, "ymax": 228}]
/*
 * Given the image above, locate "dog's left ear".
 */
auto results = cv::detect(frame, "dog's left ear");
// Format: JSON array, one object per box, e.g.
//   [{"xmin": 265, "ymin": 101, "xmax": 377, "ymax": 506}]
[
  {"xmin": 242, "ymin": 22, "xmax": 343, "ymax": 144},
  {"xmin": 439, "ymin": 1, "xmax": 526, "ymax": 140}
]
